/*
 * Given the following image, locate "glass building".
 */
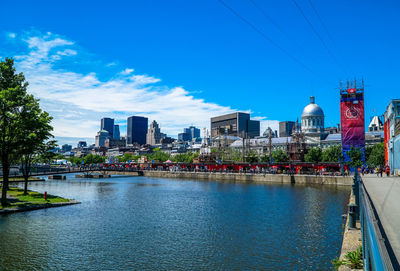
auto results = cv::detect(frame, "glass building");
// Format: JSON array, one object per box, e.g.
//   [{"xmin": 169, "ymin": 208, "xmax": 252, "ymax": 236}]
[
  {"xmin": 127, "ymin": 116, "xmax": 148, "ymax": 145},
  {"xmin": 101, "ymin": 118, "xmax": 115, "ymax": 138}
]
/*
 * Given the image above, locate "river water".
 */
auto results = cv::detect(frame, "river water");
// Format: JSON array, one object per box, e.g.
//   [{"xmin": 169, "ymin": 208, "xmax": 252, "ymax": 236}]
[{"xmin": 0, "ymin": 175, "xmax": 350, "ymax": 270}]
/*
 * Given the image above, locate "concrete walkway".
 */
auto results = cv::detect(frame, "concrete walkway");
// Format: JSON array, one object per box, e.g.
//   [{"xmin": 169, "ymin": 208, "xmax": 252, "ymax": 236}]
[{"xmin": 363, "ymin": 175, "xmax": 400, "ymax": 264}]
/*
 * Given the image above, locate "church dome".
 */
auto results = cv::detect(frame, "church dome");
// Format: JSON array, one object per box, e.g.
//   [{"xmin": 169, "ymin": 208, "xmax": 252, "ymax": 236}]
[
  {"xmin": 301, "ymin": 96, "xmax": 324, "ymax": 117},
  {"xmin": 301, "ymin": 96, "xmax": 325, "ymax": 134}
]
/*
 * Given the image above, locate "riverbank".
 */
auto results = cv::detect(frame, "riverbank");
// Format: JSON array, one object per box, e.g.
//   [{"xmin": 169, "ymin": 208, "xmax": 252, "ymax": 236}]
[
  {"xmin": 0, "ymin": 176, "xmax": 45, "ymax": 183},
  {"xmin": 337, "ymin": 189, "xmax": 362, "ymax": 271},
  {"xmin": 99, "ymin": 171, "xmax": 354, "ymax": 185},
  {"xmin": 0, "ymin": 187, "xmax": 79, "ymax": 215}
]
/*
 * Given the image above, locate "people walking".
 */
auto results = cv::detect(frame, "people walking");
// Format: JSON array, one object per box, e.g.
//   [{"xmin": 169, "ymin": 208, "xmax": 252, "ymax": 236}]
[{"xmin": 385, "ymin": 165, "xmax": 390, "ymax": 177}]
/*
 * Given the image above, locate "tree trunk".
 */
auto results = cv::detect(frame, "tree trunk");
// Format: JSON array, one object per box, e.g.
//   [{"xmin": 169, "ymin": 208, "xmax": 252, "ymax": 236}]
[
  {"xmin": 1, "ymin": 157, "xmax": 10, "ymax": 207},
  {"xmin": 23, "ymin": 159, "xmax": 30, "ymax": 195}
]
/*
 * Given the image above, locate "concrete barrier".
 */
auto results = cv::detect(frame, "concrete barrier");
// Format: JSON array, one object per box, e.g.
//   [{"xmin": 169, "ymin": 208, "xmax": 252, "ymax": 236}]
[
  {"xmin": 100, "ymin": 171, "xmax": 353, "ymax": 186},
  {"xmin": 48, "ymin": 175, "xmax": 66, "ymax": 180}
]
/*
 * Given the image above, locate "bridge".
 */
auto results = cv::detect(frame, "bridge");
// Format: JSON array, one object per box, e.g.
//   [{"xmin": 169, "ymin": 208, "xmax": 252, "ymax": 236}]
[
  {"xmin": 356, "ymin": 174, "xmax": 400, "ymax": 270},
  {"xmin": 1, "ymin": 166, "xmax": 144, "ymax": 178}
]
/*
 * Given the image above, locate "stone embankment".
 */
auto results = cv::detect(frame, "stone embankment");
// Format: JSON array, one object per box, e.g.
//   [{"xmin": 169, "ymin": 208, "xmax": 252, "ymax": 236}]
[
  {"xmin": 100, "ymin": 171, "xmax": 353, "ymax": 186},
  {"xmin": 338, "ymin": 189, "xmax": 362, "ymax": 271},
  {"xmin": 0, "ymin": 200, "xmax": 80, "ymax": 215}
]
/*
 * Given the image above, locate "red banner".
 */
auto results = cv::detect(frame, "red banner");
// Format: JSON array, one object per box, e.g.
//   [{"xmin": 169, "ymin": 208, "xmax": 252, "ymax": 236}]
[{"xmin": 340, "ymin": 100, "xmax": 365, "ymax": 151}]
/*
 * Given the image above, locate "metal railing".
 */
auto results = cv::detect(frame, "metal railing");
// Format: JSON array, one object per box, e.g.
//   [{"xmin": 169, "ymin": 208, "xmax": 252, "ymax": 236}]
[{"xmin": 357, "ymin": 173, "xmax": 398, "ymax": 270}]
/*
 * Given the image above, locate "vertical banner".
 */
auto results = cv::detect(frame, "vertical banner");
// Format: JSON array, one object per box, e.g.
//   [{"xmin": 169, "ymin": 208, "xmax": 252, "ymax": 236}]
[
  {"xmin": 340, "ymin": 98, "xmax": 365, "ymax": 162},
  {"xmin": 384, "ymin": 120, "xmax": 388, "ymax": 166}
]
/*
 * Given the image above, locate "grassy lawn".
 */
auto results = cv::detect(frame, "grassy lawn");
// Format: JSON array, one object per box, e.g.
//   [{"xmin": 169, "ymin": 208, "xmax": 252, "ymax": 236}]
[
  {"xmin": 0, "ymin": 186, "xmax": 70, "ymax": 210},
  {"xmin": 0, "ymin": 177, "xmax": 43, "ymax": 182}
]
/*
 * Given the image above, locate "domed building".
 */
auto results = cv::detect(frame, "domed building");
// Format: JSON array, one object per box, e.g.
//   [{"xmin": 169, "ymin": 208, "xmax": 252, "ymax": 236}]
[{"xmin": 301, "ymin": 96, "xmax": 324, "ymax": 134}]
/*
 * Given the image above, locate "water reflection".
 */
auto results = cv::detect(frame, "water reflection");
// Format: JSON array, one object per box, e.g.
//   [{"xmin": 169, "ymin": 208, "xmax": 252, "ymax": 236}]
[{"xmin": 0, "ymin": 175, "xmax": 349, "ymax": 270}]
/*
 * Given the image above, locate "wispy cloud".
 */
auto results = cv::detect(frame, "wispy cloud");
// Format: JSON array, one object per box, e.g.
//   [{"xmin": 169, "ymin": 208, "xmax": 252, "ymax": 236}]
[
  {"xmin": 5, "ymin": 30, "xmax": 279, "ymax": 142},
  {"xmin": 7, "ymin": 32, "xmax": 16, "ymax": 39},
  {"xmin": 120, "ymin": 68, "xmax": 134, "ymax": 75}
]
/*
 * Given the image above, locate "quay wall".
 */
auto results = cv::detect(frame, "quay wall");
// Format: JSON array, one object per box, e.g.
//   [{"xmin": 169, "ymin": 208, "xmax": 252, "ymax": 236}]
[{"xmin": 101, "ymin": 171, "xmax": 353, "ymax": 186}]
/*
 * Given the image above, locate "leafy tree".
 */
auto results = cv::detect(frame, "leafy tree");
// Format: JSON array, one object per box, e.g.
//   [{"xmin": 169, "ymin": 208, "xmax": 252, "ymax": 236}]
[
  {"xmin": 271, "ymin": 149, "xmax": 288, "ymax": 162},
  {"xmin": 346, "ymin": 146, "xmax": 364, "ymax": 169},
  {"xmin": 367, "ymin": 142, "xmax": 385, "ymax": 168},
  {"xmin": 118, "ymin": 153, "xmax": 136, "ymax": 163},
  {"xmin": 53, "ymin": 153, "xmax": 66, "ymax": 160},
  {"xmin": 0, "ymin": 58, "xmax": 34, "ymax": 206},
  {"xmin": 305, "ymin": 147, "xmax": 322, "ymax": 163},
  {"xmin": 68, "ymin": 156, "xmax": 83, "ymax": 165},
  {"xmin": 35, "ymin": 151, "xmax": 57, "ymax": 164},
  {"xmin": 228, "ymin": 149, "xmax": 242, "ymax": 162},
  {"xmin": 172, "ymin": 152, "xmax": 197, "ymax": 163},
  {"xmin": 245, "ymin": 150, "xmax": 259, "ymax": 163},
  {"xmin": 148, "ymin": 150, "xmax": 170, "ymax": 162},
  {"xmin": 20, "ymin": 141, "xmax": 55, "ymax": 195},
  {"xmin": 364, "ymin": 145, "xmax": 373, "ymax": 162},
  {"xmin": 83, "ymin": 154, "xmax": 105, "ymax": 164},
  {"xmin": 322, "ymin": 145, "xmax": 343, "ymax": 163},
  {"xmin": 210, "ymin": 148, "xmax": 219, "ymax": 153},
  {"xmin": 260, "ymin": 153, "xmax": 272, "ymax": 163}
]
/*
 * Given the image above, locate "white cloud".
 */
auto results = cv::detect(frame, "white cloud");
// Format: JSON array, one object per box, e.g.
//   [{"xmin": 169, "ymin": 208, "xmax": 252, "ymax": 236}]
[
  {"xmin": 120, "ymin": 68, "xmax": 134, "ymax": 75},
  {"xmin": 7, "ymin": 32, "xmax": 16, "ymax": 39},
  {"xmin": 106, "ymin": 62, "xmax": 117, "ymax": 67},
  {"xmin": 10, "ymin": 31, "xmax": 280, "ymax": 140},
  {"xmin": 56, "ymin": 49, "xmax": 77, "ymax": 56}
]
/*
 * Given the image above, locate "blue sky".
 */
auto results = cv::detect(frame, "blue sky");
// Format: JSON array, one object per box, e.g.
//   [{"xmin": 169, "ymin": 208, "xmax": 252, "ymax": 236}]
[{"xmin": 0, "ymin": 0, "xmax": 399, "ymax": 145}]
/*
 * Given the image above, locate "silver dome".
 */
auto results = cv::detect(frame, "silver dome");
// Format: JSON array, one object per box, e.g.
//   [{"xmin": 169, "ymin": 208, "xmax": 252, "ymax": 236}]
[
  {"xmin": 301, "ymin": 96, "xmax": 324, "ymax": 117},
  {"xmin": 301, "ymin": 103, "xmax": 324, "ymax": 117}
]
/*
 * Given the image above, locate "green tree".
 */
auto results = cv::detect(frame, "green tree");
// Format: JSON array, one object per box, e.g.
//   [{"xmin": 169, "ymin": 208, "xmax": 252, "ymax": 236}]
[
  {"xmin": 0, "ymin": 58, "xmax": 34, "ymax": 206},
  {"xmin": 83, "ymin": 154, "xmax": 105, "ymax": 164},
  {"xmin": 346, "ymin": 146, "xmax": 364, "ymax": 169},
  {"xmin": 367, "ymin": 142, "xmax": 385, "ymax": 168},
  {"xmin": 271, "ymin": 149, "xmax": 288, "ymax": 162},
  {"xmin": 364, "ymin": 145, "xmax": 373, "ymax": 162},
  {"xmin": 35, "ymin": 150, "xmax": 62, "ymax": 164},
  {"xmin": 68, "ymin": 156, "xmax": 83, "ymax": 165},
  {"xmin": 322, "ymin": 145, "xmax": 343, "ymax": 163},
  {"xmin": 305, "ymin": 147, "xmax": 323, "ymax": 163},
  {"xmin": 20, "ymin": 141, "xmax": 55, "ymax": 195},
  {"xmin": 17, "ymin": 94, "xmax": 54, "ymax": 194},
  {"xmin": 118, "ymin": 153, "xmax": 136, "ymax": 162},
  {"xmin": 53, "ymin": 153, "xmax": 66, "ymax": 160},
  {"xmin": 245, "ymin": 150, "xmax": 259, "ymax": 163},
  {"xmin": 148, "ymin": 150, "xmax": 170, "ymax": 162},
  {"xmin": 228, "ymin": 149, "xmax": 242, "ymax": 162},
  {"xmin": 171, "ymin": 152, "xmax": 197, "ymax": 163}
]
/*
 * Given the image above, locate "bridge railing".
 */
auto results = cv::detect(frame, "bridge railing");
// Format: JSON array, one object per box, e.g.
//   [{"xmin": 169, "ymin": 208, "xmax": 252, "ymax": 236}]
[{"xmin": 358, "ymin": 174, "xmax": 397, "ymax": 270}]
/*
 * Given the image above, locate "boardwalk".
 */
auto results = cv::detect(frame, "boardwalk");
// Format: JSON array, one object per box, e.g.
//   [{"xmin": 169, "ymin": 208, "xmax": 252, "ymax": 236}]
[{"xmin": 363, "ymin": 175, "xmax": 400, "ymax": 265}]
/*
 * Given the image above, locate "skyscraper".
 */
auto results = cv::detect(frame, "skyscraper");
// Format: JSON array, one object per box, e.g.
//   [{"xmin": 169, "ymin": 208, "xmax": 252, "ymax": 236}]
[
  {"xmin": 179, "ymin": 126, "xmax": 201, "ymax": 142},
  {"xmin": 279, "ymin": 121, "xmax": 296, "ymax": 137},
  {"xmin": 113, "ymin": 124, "xmax": 120, "ymax": 139},
  {"xmin": 146, "ymin": 120, "xmax": 162, "ymax": 145},
  {"xmin": 101, "ymin": 118, "xmax": 114, "ymax": 138},
  {"xmin": 127, "ymin": 116, "xmax": 148, "ymax": 145}
]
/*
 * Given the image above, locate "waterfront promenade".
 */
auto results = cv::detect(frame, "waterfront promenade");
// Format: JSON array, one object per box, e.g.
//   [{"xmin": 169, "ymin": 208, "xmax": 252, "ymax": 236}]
[
  {"xmin": 101, "ymin": 170, "xmax": 354, "ymax": 186},
  {"xmin": 363, "ymin": 176, "xmax": 400, "ymax": 265}
]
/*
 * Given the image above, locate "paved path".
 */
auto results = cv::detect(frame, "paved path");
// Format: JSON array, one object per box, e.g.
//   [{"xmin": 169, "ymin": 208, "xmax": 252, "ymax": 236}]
[{"xmin": 363, "ymin": 175, "xmax": 400, "ymax": 264}]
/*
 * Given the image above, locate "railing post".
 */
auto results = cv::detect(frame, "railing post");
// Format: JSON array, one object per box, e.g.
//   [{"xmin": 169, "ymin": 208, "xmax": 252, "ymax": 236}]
[
  {"xmin": 353, "ymin": 171, "xmax": 360, "ymax": 220},
  {"xmin": 348, "ymin": 203, "xmax": 357, "ymax": 229}
]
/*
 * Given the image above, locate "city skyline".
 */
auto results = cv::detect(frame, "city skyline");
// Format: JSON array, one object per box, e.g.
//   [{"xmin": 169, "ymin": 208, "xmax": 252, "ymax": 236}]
[{"xmin": 1, "ymin": 1, "xmax": 398, "ymax": 146}]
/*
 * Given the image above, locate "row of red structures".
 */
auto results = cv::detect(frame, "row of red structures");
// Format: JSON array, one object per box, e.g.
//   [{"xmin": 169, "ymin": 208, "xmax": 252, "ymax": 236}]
[{"xmin": 100, "ymin": 162, "xmax": 345, "ymax": 175}]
